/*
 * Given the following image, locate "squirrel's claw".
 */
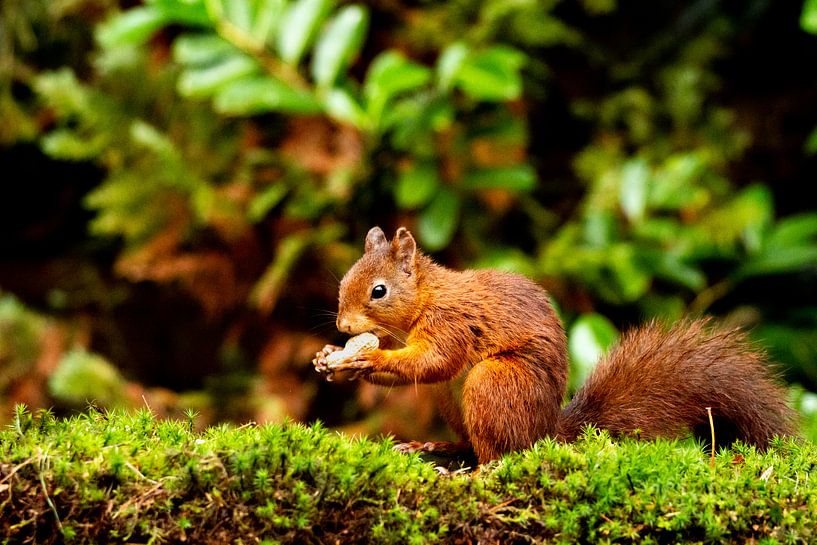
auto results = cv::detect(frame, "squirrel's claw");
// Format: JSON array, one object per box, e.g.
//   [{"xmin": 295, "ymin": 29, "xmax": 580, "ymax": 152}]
[{"xmin": 312, "ymin": 344, "xmax": 342, "ymax": 377}]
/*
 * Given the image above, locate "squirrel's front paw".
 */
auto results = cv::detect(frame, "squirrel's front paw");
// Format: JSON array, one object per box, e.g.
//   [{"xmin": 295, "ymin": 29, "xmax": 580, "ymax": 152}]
[
  {"xmin": 326, "ymin": 355, "xmax": 374, "ymax": 374},
  {"xmin": 314, "ymin": 334, "xmax": 380, "ymax": 381},
  {"xmin": 312, "ymin": 344, "xmax": 342, "ymax": 378}
]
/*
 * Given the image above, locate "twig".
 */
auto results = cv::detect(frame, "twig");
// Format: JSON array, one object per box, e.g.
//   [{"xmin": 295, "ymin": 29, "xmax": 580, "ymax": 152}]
[
  {"xmin": 113, "ymin": 480, "xmax": 167, "ymax": 519},
  {"xmin": 215, "ymin": 20, "xmax": 310, "ymax": 91},
  {"xmin": 0, "ymin": 460, "xmax": 32, "ymax": 512},
  {"xmin": 124, "ymin": 461, "xmax": 158, "ymax": 485},
  {"xmin": 37, "ymin": 449, "xmax": 64, "ymax": 534},
  {"xmin": 706, "ymin": 407, "xmax": 715, "ymax": 468},
  {"xmin": 488, "ymin": 498, "xmax": 517, "ymax": 513},
  {"xmin": 0, "ymin": 459, "xmax": 34, "ymax": 484},
  {"xmin": 689, "ymin": 280, "xmax": 732, "ymax": 315}
]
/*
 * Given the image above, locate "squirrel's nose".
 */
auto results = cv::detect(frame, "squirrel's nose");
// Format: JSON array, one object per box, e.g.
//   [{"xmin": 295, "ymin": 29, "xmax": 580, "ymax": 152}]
[{"xmin": 337, "ymin": 316, "xmax": 352, "ymax": 334}]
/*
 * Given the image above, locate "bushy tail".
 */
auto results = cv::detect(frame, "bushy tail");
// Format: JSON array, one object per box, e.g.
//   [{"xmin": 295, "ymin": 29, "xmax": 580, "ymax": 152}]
[{"xmin": 557, "ymin": 319, "xmax": 794, "ymax": 449}]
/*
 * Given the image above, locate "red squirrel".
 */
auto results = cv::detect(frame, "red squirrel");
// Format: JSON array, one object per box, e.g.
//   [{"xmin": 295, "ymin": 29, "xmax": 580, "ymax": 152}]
[{"xmin": 312, "ymin": 226, "xmax": 794, "ymax": 464}]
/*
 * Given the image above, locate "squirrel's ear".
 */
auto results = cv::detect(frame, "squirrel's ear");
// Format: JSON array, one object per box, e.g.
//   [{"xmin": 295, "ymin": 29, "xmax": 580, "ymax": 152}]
[
  {"xmin": 365, "ymin": 227, "xmax": 388, "ymax": 253},
  {"xmin": 392, "ymin": 227, "xmax": 417, "ymax": 276}
]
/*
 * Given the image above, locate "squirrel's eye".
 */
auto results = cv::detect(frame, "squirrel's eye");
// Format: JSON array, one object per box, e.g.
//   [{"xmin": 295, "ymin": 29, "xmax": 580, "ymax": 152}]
[{"xmin": 371, "ymin": 284, "xmax": 387, "ymax": 300}]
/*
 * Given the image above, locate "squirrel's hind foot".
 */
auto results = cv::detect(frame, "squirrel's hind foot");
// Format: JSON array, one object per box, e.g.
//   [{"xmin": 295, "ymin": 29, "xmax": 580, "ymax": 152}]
[{"xmin": 394, "ymin": 440, "xmax": 478, "ymax": 469}]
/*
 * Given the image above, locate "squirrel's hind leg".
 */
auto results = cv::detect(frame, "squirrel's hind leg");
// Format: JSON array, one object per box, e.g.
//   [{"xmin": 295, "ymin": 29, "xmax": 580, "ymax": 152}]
[{"xmin": 462, "ymin": 356, "xmax": 562, "ymax": 463}]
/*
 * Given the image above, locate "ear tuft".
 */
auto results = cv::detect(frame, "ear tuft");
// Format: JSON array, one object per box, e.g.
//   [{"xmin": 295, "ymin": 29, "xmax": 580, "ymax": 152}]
[
  {"xmin": 365, "ymin": 227, "xmax": 388, "ymax": 253},
  {"xmin": 392, "ymin": 227, "xmax": 417, "ymax": 275}
]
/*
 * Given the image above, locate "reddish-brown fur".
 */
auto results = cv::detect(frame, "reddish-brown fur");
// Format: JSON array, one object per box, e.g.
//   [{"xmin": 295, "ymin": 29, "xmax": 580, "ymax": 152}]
[
  {"xmin": 315, "ymin": 227, "xmax": 794, "ymax": 464},
  {"xmin": 558, "ymin": 319, "xmax": 793, "ymax": 447}
]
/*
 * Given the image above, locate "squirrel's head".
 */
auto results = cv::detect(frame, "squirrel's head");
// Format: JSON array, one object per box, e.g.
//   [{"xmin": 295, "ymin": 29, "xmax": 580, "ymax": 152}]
[{"xmin": 336, "ymin": 226, "xmax": 420, "ymax": 339}]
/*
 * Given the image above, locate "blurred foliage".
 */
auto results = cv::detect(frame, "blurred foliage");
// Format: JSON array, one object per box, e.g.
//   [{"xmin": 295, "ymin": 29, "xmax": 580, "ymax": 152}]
[
  {"xmin": 567, "ymin": 312, "xmax": 618, "ymax": 392},
  {"xmin": 0, "ymin": 294, "xmax": 44, "ymax": 405},
  {"xmin": 0, "ymin": 0, "xmax": 816, "ymax": 439},
  {"xmin": 0, "ymin": 290, "xmax": 217, "ymax": 424},
  {"xmin": 804, "ymin": 0, "xmax": 817, "ymax": 155},
  {"xmin": 48, "ymin": 349, "xmax": 128, "ymax": 407}
]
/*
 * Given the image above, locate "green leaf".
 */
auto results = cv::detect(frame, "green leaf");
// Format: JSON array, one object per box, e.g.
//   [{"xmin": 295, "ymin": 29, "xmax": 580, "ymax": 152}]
[
  {"xmin": 173, "ymin": 34, "xmax": 260, "ymax": 98},
  {"xmin": 736, "ymin": 247, "xmax": 817, "ymax": 279},
  {"xmin": 384, "ymin": 95, "xmax": 453, "ymax": 147},
  {"xmin": 363, "ymin": 51, "xmax": 432, "ymax": 123},
  {"xmin": 394, "ymin": 162, "xmax": 440, "ymax": 209},
  {"xmin": 650, "ymin": 153, "xmax": 705, "ymax": 209},
  {"xmin": 454, "ymin": 46, "xmax": 526, "ymax": 102},
  {"xmin": 250, "ymin": 0, "xmax": 288, "ymax": 44},
  {"xmin": 806, "ymin": 125, "xmax": 817, "ymax": 155},
  {"xmin": 223, "ymin": 0, "xmax": 253, "ymax": 32},
  {"xmin": 41, "ymin": 130, "xmax": 109, "ymax": 161},
  {"xmin": 129, "ymin": 120, "xmax": 176, "ymax": 157},
  {"xmin": 801, "ymin": 390, "xmax": 817, "ymax": 416},
  {"xmin": 765, "ymin": 213, "xmax": 817, "ymax": 248},
  {"xmin": 605, "ymin": 244, "xmax": 651, "ymax": 302},
  {"xmin": 96, "ymin": 7, "xmax": 167, "ymax": 49},
  {"xmin": 276, "ymin": 0, "xmax": 334, "ymax": 65},
  {"xmin": 655, "ymin": 253, "xmax": 706, "ymax": 291},
  {"xmin": 735, "ymin": 184, "xmax": 775, "ymax": 253},
  {"xmin": 34, "ymin": 69, "xmax": 91, "ymax": 118},
  {"xmin": 153, "ymin": 0, "xmax": 211, "ymax": 26},
  {"xmin": 802, "ymin": 0, "xmax": 817, "ymax": 34},
  {"xmin": 568, "ymin": 313, "xmax": 619, "ymax": 391},
  {"xmin": 249, "ymin": 183, "xmax": 289, "ymax": 222},
  {"xmin": 173, "ymin": 34, "xmax": 236, "ymax": 66},
  {"xmin": 311, "ymin": 5, "xmax": 369, "ymax": 88},
  {"xmin": 322, "ymin": 88, "xmax": 369, "ymax": 128},
  {"xmin": 472, "ymin": 248, "xmax": 536, "ymax": 277},
  {"xmin": 698, "ymin": 184, "xmax": 773, "ymax": 253},
  {"xmin": 49, "ymin": 349, "xmax": 127, "ymax": 407},
  {"xmin": 214, "ymin": 76, "xmax": 322, "ymax": 115},
  {"xmin": 460, "ymin": 165, "xmax": 537, "ymax": 192},
  {"xmin": 582, "ymin": 211, "xmax": 618, "ymax": 248},
  {"xmin": 251, "ymin": 234, "xmax": 312, "ymax": 313},
  {"xmin": 436, "ymin": 42, "xmax": 469, "ymax": 91},
  {"xmin": 178, "ymin": 54, "xmax": 259, "ymax": 98},
  {"xmin": 619, "ymin": 158, "xmax": 649, "ymax": 223},
  {"xmin": 417, "ymin": 188, "xmax": 460, "ymax": 251},
  {"xmin": 755, "ymin": 321, "xmax": 817, "ymax": 388},
  {"xmin": 634, "ymin": 217, "xmax": 682, "ymax": 244}
]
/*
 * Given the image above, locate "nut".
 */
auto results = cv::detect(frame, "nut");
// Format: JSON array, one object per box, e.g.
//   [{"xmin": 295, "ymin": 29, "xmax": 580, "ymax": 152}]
[{"xmin": 325, "ymin": 332, "xmax": 379, "ymax": 365}]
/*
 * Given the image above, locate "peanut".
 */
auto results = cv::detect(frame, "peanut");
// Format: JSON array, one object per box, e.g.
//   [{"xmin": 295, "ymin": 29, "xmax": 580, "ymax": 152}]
[{"xmin": 325, "ymin": 332, "xmax": 379, "ymax": 366}]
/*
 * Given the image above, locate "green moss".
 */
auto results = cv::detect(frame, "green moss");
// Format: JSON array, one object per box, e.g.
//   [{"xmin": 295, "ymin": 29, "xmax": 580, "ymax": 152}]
[{"xmin": 1, "ymin": 407, "xmax": 816, "ymax": 544}]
